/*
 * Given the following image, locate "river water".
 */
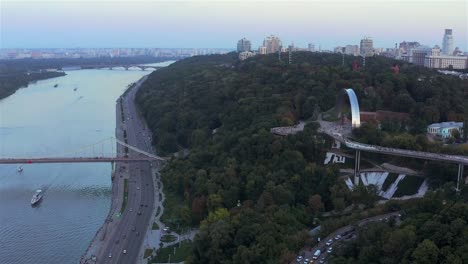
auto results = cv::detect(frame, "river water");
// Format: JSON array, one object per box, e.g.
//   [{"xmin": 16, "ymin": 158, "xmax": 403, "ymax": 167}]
[{"xmin": 0, "ymin": 62, "xmax": 172, "ymax": 264}]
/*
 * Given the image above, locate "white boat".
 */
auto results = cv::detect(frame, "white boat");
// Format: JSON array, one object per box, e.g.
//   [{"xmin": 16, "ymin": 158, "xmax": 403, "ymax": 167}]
[
  {"xmin": 17, "ymin": 166, "xmax": 23, "ymax": 173},
  {"xmin": 31, "ymin": 190, "xmax": 43, "ymax": 206}
]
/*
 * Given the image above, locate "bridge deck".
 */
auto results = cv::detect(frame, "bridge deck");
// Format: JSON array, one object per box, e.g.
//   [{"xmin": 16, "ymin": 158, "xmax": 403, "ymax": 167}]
[{"xmin": 326, "ymin": 131, "xmax": 468, "ymax": 165}]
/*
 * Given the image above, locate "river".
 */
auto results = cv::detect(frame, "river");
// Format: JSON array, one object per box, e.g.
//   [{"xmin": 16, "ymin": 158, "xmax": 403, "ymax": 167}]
[{"xmin": 0, "ymin": 62, "xmax": 173, "ymax": 264}]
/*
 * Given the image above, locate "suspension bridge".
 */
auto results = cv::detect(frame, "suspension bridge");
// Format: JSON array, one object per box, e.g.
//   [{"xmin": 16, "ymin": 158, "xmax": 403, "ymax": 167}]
[{"xmin": 0, "ymin": 137, "xmax": 166, "ymax": 164}]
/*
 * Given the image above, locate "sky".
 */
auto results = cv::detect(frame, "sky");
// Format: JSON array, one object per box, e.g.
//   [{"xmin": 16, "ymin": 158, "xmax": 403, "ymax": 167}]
[{"xmin": 1, "ymin": 0, "xmax": 467, "ymax": 50}]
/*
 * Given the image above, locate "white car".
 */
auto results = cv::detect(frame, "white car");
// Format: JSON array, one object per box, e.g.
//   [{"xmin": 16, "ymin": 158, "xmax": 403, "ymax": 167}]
[
  {"xmin": 123, "ymin": 249, "xmax": 127, "ymax": 254},
  {"xmin": 326, "ymin": 239, "xmax": 333, "ymax": 246},
  {"xmin": 327, "ymin": 247, "xmax": 333, "ymax": 253},
  {"xmin": 335, "ymin": 234, "xmax": 342, "ymax": 240},
  {"xmin": 108, "ymin": 253, "xmax": 112, "ymax": 258}
]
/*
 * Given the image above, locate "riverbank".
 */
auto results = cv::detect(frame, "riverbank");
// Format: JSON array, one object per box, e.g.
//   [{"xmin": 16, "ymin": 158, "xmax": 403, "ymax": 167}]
[
  {"xmin": 81, "ymin": 73, "xmax": 163, "ymax": 263},
  {"xmin": 0, "ymin": 71, "xmax": 66, "ymax": 100},
  {"xmin": 80, "ymin": 81, "xmax": 130, "ymax": 263}
]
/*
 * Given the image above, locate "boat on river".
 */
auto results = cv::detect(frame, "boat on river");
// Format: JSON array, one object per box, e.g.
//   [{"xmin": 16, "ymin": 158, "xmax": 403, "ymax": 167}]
[
  {"xmin": 73, "ymin": 87, "xmax": 78, "ymax": 91},
  {"xmin": 17, "ymin": 166, "xmax": 23, "ymax": 172},
  {"xmin": 31, "ymin": 190, "xmax": 43, "ymax": 206}
]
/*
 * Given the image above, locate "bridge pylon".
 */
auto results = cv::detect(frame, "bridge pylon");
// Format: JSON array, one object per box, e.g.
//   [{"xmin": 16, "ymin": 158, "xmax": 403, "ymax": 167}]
[
  {"xmin": 354, "ymin": 150, "xmax": 361, "ymax": 185},
  {"xmin": 456, "ymin": 164, "xmax": 464, "ymax": 192}
]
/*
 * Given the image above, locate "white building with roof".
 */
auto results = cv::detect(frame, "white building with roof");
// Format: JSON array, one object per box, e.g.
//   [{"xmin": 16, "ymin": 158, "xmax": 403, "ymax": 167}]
[{"xmin": 427, "ymin": 122, "xmax": 464, "ymax": 138}]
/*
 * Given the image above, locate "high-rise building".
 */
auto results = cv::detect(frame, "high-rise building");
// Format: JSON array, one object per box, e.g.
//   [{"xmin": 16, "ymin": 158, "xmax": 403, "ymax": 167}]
[
  {"xmin": 404, "ymin": 45, "xmax": 432, "ymax": 65},
  {"xmin": 263, "ymin": 35, "xmax": 282, "ymax": 54},
  {"xmin": 399, "ymin": 41, "xmax": 420, "ymax": 53},
  {"xmin": 237, "ymin": 38, "xmax": 252, "ymax": 52},
  {"xmin": 334, "ymin": 46, "xmax": 344, "ymax": 53},
  {"xmin": 442, "ymin": 29, "xmax": 454, "ymax": 55},
  {"xmin": 360, "ymin": 37, "xmax": 374, "ymax": 56},
  {"xmin": 258, "ymin": 46, "xmax": 267, "ymax": 55},
  {"xmin": 308, "ymin": 43, "xmax": 315, "ymax": 52},
  {"xmin": 345, "ymin": 45, "xmax": 359, "ymax": 56}
]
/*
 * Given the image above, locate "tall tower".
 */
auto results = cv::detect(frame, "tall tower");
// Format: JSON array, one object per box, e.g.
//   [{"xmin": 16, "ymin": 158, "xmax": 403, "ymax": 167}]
[
  {"xmin": 360, "ymin": 37, "xmax": 374, "ymax": 56},
  {"xmin": 263, "ymin": 35, "xmax": 282, "ymax": 54},
  {"xmin": 237, "ymin": 38, "xmax": 251, "ymax": 52},
  {"xmin": 442, "ymin": 29, "xmax": 454, "ymax": 55}
]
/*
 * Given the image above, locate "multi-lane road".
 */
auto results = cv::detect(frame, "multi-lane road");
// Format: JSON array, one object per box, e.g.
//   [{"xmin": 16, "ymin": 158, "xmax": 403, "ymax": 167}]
[
  {"xmin": 294, "ymin": 212, "xmax": 401, "ymax": 264},
  {"xmin": 97, "ymin": 75, "xmax": 157, "ymax": 264}
]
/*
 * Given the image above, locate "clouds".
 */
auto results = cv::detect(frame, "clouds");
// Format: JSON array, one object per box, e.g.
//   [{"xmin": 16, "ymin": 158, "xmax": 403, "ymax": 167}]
[{"xmin": 1, "ymin": 0, "xmax": 466, "ymax": 49}]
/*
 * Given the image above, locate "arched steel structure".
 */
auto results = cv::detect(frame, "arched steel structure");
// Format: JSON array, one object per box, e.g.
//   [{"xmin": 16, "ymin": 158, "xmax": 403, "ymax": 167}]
[{"xmin": 336, "ymin": 88, "xmax": 361, "ymax": 128}]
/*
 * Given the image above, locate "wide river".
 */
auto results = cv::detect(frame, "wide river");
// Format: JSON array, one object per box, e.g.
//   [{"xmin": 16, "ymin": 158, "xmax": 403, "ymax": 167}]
[{"xmin": 0, "ymin": 62, "xmax": 172, "ymax": 264}]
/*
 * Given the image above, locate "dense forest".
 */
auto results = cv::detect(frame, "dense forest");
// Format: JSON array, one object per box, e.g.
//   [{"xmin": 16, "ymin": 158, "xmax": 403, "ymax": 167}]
[
  {"xmin": 136, "ymin": 52, "xmax": 467, "ymax": 263},
  {"xmin": 330, "ymin": 189, "xmax": 468, "ymax": 264}
]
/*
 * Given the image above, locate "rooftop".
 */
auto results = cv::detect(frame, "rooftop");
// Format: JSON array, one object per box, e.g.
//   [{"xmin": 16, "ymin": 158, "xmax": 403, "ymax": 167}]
[{"xmin": 428, "ymin": 122, "xmax": 463, "ymax": 129}]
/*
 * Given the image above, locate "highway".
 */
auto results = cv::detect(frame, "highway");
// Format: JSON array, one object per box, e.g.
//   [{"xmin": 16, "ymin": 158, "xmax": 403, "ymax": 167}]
[
  {"xmin": 97, "ymin": 75, "xmax": 157, "ymax": 264},
  {"xmin": 294, "ymin": 212, "xmax": 401, "ymax": 264}
]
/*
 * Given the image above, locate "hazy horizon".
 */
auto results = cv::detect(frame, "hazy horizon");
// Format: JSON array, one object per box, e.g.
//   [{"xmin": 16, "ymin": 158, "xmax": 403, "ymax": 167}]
[{"xmin": 1, "ymin": 0, "xmax": 467, "ymax": 50}]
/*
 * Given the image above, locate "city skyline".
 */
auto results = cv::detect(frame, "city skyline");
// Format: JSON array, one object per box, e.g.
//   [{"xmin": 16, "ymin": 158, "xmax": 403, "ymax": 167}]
[{"xmin": 1, "ymin": 0, "xmax": 467, "ymax": 50}]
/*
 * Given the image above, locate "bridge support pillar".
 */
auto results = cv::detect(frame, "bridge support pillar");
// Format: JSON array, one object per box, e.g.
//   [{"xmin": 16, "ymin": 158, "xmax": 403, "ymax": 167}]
[
  {"xmin": 354, "ymin": 150, "xmax": 361, "ymax": 185},
  {"xmin": 456, "ymin": 164, "xmax": 464, "ymax": 192}
]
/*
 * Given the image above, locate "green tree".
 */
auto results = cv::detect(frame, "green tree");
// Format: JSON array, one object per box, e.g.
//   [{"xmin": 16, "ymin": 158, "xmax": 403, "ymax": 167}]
[{"xmin": 411, "ymin": 239, "xmax": 439, "ymax": 264}]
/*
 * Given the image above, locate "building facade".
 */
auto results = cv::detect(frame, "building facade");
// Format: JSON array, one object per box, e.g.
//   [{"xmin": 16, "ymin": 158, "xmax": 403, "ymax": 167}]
[
  {"xmin": 263, "ymin": 35, "xmax": 282, "ymax": 54},
  {"xmin": 427, "ymin": 122, "xmax": 464, "ymax": 138},
  {"xmin": 360, "ymin": 37, "xmax": 374, "ymax": 56},
  {"xmin": 345, "ymin": 45, "xmax": 359, "ymax": 56},
  {"xmin": 308, "ymin": 43, "xmax": 315, "ymax": 52},
  {"xmin": 399, "ymin": 41, "xmax": 420, "ymax": 53},
  {"xmin": 237, "ymin": 38, "xmax": 251, "ymax": 52},
  {"xmin": 425, "ymin": 55, "xmax": 468, "ymax": 69},
  {"xmin": 238, "ymin": 51, "xmax": 255, "ymax": 61},
  {"xmin": 442, "ymin": 29, "xmax": 454, "ymax": 55},
  {"xmin": 258, "ymin": 46, "xmax": 267, "ymax": 55}
]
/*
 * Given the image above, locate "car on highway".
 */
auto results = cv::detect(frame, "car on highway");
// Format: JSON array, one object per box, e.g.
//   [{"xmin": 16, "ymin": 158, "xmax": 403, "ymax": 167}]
[
  {"xmin": 132, "ymin": 227, "xmax": 136, "ymax": 232},
  {"xmin": 108, "ymin": 253, "xmax": 112, "ymax": 258},
  {"xmin": 138, "ymin": 211, "xmax": 142, "ymax": 215},
  {"xmin": 123, "ymin": 249, "xmax": 127, "ymax": 254},
  {"xmin": 335, "ymin": 234, "xmax": 342, "ymax": 240},
  {"xmin": 296, "ymin": 255, "xmax": 303, "ymax": 262},
  {"xmin": 327, "ymin": 247, "xmax": 333, "ymax": 253},
  {"xmin": 313, "ymin": 250, "xmax": 321, "ymax": 260},
  {"xmin": 137, "ymin": 186, "xmax": 140, "ymax": 190},
  {"xmin": 136, "ymin": 231, "xmax": 140, "ymax": 236},
  {"xmin": 326, "ymin": 239, "xmax": 333, "ymax": 246}
]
